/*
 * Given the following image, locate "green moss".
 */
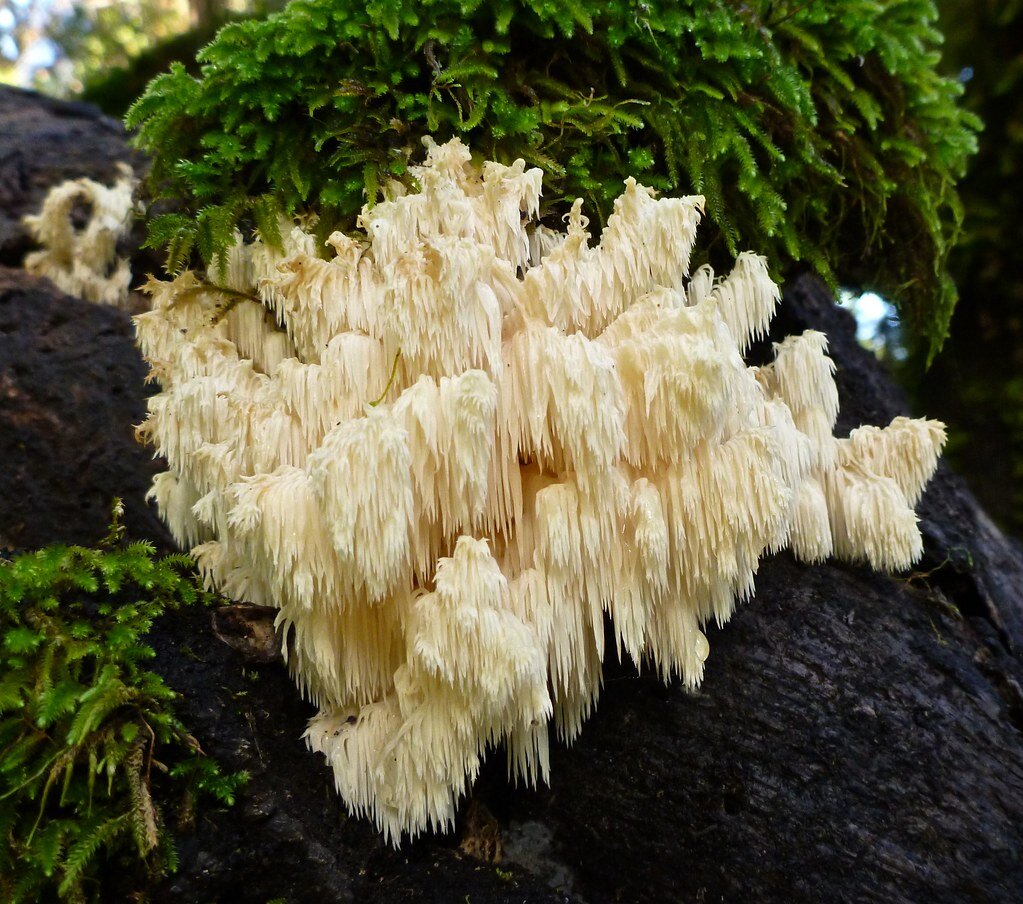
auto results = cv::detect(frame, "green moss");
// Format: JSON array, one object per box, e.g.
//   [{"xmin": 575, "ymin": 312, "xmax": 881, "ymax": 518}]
[
  {"xmin": 128, "ymin": 0, "xmax": 978, "ymax": 359},
  {"xmin": 0, "ymin": 504, "xmax": 246, "ymax": 903}
]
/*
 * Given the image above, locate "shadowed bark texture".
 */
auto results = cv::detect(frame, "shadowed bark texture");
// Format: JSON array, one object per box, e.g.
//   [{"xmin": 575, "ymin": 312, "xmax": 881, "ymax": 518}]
[
  {"xmin": 0, "ymin": 266, "xmax": 171, "ymax": 550},
  {"xmin": 1, "ymin": 86, "xmax": 1021, "ymax": 903}
]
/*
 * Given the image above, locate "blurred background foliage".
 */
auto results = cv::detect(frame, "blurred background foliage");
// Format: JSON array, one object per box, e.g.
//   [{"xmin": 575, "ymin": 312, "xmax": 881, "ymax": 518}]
[
  {"xmin": 911, "ymin": 0, "xmax": 1023, "ymax": 533},
  {"xmin": 1, "ymin": 0, "xmax": 1021, "ymax": 535},
  {"xmin": 0, "ymin": 0, "xmax": 283, "ymax": 96}
]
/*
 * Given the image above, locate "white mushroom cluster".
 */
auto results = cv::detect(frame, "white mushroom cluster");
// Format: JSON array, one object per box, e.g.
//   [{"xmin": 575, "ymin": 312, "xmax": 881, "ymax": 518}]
[
  {"xmin": 23, "ymin": 164, "xmax": 136, "ymax": 308},
  {"xmin": 135, "ymin": 138, "xmax": 945, "ymax": 843}
]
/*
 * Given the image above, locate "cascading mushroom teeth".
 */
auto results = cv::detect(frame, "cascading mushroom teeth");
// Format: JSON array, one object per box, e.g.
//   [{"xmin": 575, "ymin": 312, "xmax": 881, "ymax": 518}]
[{"xmin": 136, "ymin": 137, "xmax": 946, "ymax": 844}]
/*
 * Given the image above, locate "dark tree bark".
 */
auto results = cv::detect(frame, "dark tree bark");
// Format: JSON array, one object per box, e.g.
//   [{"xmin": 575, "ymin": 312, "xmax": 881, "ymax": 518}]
[
  {"xmin": 0, "ymin": 267, "xmax": 171, "ymax": 550},
  {"xmin": 2, "ymin": 87, "xmax": 1022, "ymax": 904}
]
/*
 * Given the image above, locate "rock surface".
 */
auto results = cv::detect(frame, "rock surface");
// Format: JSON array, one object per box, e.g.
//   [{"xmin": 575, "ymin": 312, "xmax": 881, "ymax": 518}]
[{"xmin": 2, "ymin": 86, "xmax": 1022, "ymax": 903}]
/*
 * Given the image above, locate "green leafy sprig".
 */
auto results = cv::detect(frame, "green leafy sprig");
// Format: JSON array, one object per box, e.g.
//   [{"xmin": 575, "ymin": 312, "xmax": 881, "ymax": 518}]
[{"xmin": 0, "ymin": 503, "xmax": 247, "ymax": 903}]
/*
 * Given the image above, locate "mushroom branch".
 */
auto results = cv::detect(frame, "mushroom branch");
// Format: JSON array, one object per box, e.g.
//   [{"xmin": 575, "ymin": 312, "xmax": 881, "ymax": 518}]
[
  {"xmin": 134, "ymin": 138, "xmax": 946, "ymax": 843},
  {"xmin": 23, "ymin": 165, "xmax": 137, "ymax": 309}
]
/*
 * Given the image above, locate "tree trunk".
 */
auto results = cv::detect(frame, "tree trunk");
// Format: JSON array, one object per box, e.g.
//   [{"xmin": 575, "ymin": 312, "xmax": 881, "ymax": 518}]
[
  {"xmin": 188, "ymin": 0, "xmax": 217, "ymax": 31},
  {"xmin": 2, "ymin": 86, "xmax": 1021, "ymax": 903}
]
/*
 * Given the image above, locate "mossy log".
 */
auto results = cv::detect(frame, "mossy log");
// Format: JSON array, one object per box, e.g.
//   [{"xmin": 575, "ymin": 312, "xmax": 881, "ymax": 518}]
[{"xmin": 1, "ymin": 86, "xmax": 1020, "ymax": 903}]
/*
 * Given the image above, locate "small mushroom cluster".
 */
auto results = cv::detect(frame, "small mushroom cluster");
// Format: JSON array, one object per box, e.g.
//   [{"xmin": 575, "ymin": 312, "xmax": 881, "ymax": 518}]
[
  {"xmin": 135, "ymin": 138, "xmax": 945, "ymax": 842},
  {"xmin": 23, "ymin": 165, "xmax": 136, "ymax": 308}
]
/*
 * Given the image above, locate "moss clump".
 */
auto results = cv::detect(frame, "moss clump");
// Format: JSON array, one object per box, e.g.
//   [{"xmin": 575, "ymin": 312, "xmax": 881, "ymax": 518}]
[
  {"xmin": 0, "ymin": 506, "xmax": 246, "ymax": 903},
  {"xmin": 127, "ymin": 0, "xmax": 977, "ymax": 358}
]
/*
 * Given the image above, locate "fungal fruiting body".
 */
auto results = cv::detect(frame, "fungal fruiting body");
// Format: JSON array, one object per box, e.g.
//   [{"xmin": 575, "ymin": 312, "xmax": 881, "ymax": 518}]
[
  {"xmin": 23, "ymin": 165, "xmax": 137, "ymax": 308},
  {"xmin": 135, "ymin": 138, "xmax": 946, "ymax": 843}
]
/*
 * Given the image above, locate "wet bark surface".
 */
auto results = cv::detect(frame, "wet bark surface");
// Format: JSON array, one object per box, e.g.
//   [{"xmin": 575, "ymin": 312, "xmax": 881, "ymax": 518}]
[
  {"xmin": 2, "ymin": 87, "xmax": 1021, "ymax": 903},
  {"xmin": 0, "ymin": 266, "xmax": 171, "ymax": 550}
]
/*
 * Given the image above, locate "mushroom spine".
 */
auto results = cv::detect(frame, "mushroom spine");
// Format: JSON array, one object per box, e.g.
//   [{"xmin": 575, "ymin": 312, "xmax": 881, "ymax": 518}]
[{"xmin": 135, "ymin": 138, "xmax": 946, "ymax": 843}]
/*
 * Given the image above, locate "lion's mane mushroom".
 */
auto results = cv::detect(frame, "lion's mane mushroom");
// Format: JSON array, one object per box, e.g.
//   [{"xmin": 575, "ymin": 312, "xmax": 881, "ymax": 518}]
[
  {"xmin": 23, "ymin": 165, "xmax": 136, "ymax": 308},
  {"xmin": 135, "ymin": 138, "xmax": 946, "ymax": 843}
]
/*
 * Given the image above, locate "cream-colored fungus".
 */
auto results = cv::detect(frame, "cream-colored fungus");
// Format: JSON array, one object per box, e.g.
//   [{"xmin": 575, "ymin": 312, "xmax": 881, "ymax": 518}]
[{"xmin": 135, "ymin": 138, "xmax": 945, "ymax": 843}]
